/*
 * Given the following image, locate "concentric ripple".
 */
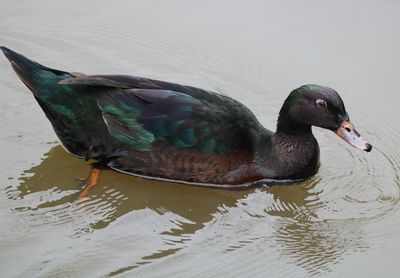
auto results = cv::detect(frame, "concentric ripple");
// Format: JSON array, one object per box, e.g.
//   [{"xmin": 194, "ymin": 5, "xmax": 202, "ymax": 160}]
[{"xmin": 313, "ymin": 96, "xmax": 400, "ymax": 221}]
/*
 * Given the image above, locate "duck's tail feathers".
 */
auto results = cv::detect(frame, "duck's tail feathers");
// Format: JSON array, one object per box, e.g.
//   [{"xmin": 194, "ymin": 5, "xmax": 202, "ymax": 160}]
[{"xmin": 1, "ymin": 46, "xmax": 70, "ymax": 95}]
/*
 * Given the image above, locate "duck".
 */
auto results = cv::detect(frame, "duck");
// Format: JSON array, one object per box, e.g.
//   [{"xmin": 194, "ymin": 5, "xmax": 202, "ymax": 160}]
[{"xmin": 1, "ymin": 46, "xmax": 372, "ymax": 194}]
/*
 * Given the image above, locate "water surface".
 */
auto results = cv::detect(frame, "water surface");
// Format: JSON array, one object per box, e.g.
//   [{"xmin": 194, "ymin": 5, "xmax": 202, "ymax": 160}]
[{"xmin": 1, "ymin": 0, "xmax": 400, "ymax": 277}]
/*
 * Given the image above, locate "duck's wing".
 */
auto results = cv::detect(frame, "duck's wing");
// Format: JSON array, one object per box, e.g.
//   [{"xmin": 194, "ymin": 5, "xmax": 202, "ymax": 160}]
[
  {"xmin": 98, "ymin": 88, "xmax": 259, "ymax": 155},
  {"xmin": 61, "ymin": 74, "xmax": 264, "ymax": 155}
]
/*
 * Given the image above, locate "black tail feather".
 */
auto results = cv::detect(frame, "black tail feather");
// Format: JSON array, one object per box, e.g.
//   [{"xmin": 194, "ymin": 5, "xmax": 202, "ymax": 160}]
[
  {"xmin": 1, "ymin": 46, "xmax": 70, "ymax": 94},
  {"xmin": 1, "ymin": 46, "xmax": 68, "ymax": 75}
]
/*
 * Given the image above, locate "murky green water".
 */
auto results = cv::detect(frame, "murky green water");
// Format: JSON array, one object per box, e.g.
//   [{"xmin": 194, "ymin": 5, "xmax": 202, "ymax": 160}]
[{"xmin": 1, "ymin": 0, "xmax": 400, "ymax": 277}]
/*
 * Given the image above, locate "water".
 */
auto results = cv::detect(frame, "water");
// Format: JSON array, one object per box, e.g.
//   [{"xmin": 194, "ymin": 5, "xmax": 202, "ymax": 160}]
[{"xmin": 1, "ymin": 0, "xmax": 400, "ymax": 277}]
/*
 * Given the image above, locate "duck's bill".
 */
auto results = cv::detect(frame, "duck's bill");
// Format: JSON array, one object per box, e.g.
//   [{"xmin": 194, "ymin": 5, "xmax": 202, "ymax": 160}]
[{"xmin": 335, "ymin": 120, "xmax": 372, "ymax": 152}]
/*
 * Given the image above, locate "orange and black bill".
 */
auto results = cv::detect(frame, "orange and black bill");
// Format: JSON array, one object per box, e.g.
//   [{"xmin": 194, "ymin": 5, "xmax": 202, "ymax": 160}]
[{"xmin": 335, "ymin": 121, "xmax": 372, "ymax": 152}]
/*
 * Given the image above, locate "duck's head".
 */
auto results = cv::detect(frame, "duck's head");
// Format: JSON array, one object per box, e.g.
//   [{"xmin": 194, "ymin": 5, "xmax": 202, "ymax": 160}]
[{"xmin": 277, "ymin": 84, "xmax": 372, "ymax": 152}]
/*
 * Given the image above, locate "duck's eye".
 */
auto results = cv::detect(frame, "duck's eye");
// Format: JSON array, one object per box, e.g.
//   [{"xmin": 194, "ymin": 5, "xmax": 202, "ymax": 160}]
[{"xmin": 316, "ymin": 99, "xmax": 327, "ymax": 109}]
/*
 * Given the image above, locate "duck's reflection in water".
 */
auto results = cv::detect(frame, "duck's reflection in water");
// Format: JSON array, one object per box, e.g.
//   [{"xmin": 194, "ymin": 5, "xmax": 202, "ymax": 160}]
[{"xmin": 7, "ymin": 145, "xmax": 367, "ymax": 276}]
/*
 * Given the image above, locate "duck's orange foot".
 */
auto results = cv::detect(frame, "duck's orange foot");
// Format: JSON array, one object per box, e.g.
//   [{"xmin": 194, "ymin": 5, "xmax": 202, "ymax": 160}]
[{"xmin": 79, "ymin": 167, "xmax": 102, "ymax": 199}]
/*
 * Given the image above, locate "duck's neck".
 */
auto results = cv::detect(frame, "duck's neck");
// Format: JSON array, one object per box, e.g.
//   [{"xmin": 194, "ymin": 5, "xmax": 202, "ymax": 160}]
[
  {"xmin": 266, "ymin": 114, "xmax": 320, "ymax": 179},
  {"xmin": 276, "ymin": 113, "xmax": 311, "ymax": 135}
]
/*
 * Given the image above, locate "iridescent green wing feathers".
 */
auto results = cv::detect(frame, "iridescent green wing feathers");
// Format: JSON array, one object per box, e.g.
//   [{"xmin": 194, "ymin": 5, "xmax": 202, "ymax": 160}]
[{"xmin": 97, "ymin": 87, "xmax": 260, "ymax": 154}]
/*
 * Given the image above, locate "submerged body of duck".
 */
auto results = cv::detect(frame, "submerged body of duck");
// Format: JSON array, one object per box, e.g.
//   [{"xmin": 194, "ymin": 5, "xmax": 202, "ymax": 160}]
[{"xmin": 1, "ymin": 46, "xmax": 372, "ymax": 188}]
